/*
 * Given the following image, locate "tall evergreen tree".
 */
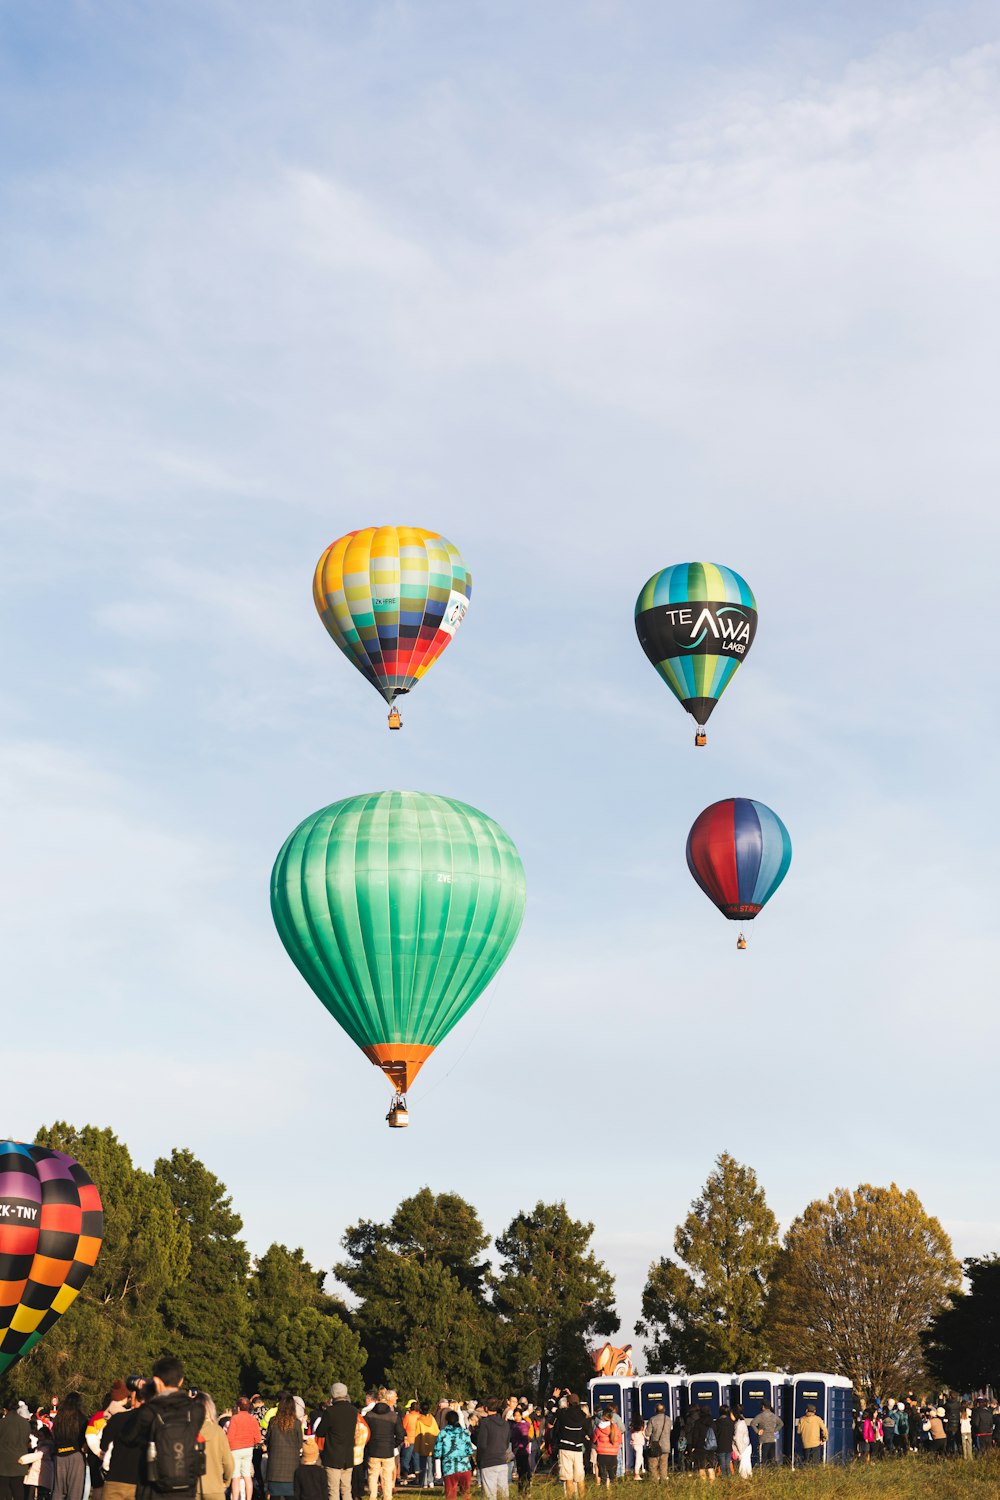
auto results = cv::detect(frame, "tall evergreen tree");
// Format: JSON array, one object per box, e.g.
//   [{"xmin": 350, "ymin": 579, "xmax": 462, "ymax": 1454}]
[
  {"xmin": 154, "ymin": 1148, "xmax": 250, "ymax": 1401},
  {"xmin": 491, "ymin": 1201, "xmax": 618, "ymax": 1402},
  {"xmin": 637, "ymin": 1153, "xmax": 779, "ymax": 1371},
  {"xmin": 923, "ymin": 1256, "xmax": 1000, "ymax": 1393},
  {"xmin": 768, "ymin": 1183, "xmax": 961, "ymax": 1397},
  {"xmin": 245, "ymin": 1244, "xmax": 364, "ymax": 1405},
  {"xmin": 0, "ymin": 1123, "xmax": 190, "ymax": 1406},
  {"xmin": 336, "ymin": 1190, "xmax": 496, "ymax": 1394}
]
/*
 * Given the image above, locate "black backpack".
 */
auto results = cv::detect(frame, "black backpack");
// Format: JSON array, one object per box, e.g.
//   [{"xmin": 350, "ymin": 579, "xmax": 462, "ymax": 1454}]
[{"xmin": 146, "ymin": 1400, "xmax": 207, "ymax": 1493}]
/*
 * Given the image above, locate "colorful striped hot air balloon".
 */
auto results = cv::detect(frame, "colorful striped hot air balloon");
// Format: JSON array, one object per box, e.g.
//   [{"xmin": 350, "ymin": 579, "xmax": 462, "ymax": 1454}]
[
  {"xmin": 635, "ymin": 562, "xmax": 757, "ymax": 745},
  {"xmin": 270, "ymin": 792, "xmax": 526, "ymax": 1126},
  {"xmin": 313, "ymin": 527, "xmax": 472, "ymax": 729},
  {"xmin": 686, "ymin": 797, "xmax": 792, "ymax": 949},
  {"xmin": 0, "ymin": 1142, "xmax": 103, "ymax": 1376}
]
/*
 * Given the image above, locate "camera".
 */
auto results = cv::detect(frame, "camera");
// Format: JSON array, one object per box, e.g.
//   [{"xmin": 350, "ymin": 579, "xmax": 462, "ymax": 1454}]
[{"xmin": 125, "ymin": 1375, "xmax": 147, "ymax": 1393}]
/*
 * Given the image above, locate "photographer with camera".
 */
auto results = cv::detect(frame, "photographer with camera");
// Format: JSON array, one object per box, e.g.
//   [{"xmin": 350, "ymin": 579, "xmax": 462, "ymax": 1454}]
[{"xmin": 123, "ymin": 1357, "xmax": 206, "ymax": 1500}]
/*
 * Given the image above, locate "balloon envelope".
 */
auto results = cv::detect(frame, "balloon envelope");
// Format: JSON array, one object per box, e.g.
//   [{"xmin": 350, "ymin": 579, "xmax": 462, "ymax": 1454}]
[
  {"xmin": 0, "ymin": 1142, "xmax": 103, "ymax": 1377},
  {"xmin": 313, "ymin": 527, "xmax": 471, "ymax": 706},
  {"xmin": 635, "ymin": 562, "xmax": 757, "ymax": 727},
  {"xmin": 686, "ymin": 798, "xmax": 792, "ymax": 921},
  {"xmin": 270, "ymin": 791, "xmax": 526, "ymax": 1092}
]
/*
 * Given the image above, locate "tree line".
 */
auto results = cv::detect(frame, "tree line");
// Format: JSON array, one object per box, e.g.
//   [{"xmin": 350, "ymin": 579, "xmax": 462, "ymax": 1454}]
[
  {"xmin": 0, "ymin": 1129, "xmax": 990, "ymax": 1409},
  {"xmin": 0, "ymin": 1124, "xmax": 617, "ymax": 1408}
]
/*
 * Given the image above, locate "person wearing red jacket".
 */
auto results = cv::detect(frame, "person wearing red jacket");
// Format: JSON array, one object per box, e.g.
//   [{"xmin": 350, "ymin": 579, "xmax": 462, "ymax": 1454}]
[{"xmin": 591, "ymin": 1417, "xmax": 621, "ymax": 1489}]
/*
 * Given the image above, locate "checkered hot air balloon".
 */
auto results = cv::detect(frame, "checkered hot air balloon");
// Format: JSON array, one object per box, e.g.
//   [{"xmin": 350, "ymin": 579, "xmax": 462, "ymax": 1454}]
[
  {"xmin": 313, "ymin": 527, "xmax": 472, "ymax": 730},
  {"xmin": 0, "ymin": 1142, "xmax": 103, "ymax": 1376}
]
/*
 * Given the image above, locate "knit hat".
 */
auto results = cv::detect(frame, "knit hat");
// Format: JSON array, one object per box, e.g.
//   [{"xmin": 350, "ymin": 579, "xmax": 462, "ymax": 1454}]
[
  {"xmin": 302, "ymin": 1439, "xmax": 319, "ymax": 1463},
  {"xmin": 109, "ymin": 1381, "xmax": 129, "ymax": 1403},
  {"xmin": 331, "ymin": 1383, "xmax": 349, "ymax": 1400}
]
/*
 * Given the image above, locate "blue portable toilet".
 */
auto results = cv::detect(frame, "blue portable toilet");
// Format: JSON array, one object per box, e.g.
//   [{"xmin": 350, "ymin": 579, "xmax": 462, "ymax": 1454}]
[
  {"xmin": 635, "ymin": 1376, "xmax": 685, "ymax": 1424},
  {"xmin": 789, "ymin": 1374, "xmax": 854, "ymax": 1466},
  {"xmin": 588, "ymin": 1378, "xmax": 637, "ymax": 1474},
  {"xmin": 825, "ymin": 1376, "xmax": 854, "ymax": 1463},
  {"xmin": 685, "ymin": 1373, "xmax": 736, "ymax": 1418},
  {"xmin": 736, "ymin": 1372, "xmax": 788, "ymax": 1465}
]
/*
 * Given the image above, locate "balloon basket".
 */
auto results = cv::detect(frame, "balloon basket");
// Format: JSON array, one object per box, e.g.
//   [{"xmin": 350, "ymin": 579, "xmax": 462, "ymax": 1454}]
[
  {"xmin": 694, "ymin": 730, "xmax": 707, "ymax": 747},
  {"xmin": 736, "ymin": 933, "xmax": 747, "ymax": 951},
  {"xmin": 387, "ymin": 709, "xmax": 402, "ymax": 730},
  {"xmin": 386, "ymin": 1094, "xmax": 409, "ymax": 1128}
]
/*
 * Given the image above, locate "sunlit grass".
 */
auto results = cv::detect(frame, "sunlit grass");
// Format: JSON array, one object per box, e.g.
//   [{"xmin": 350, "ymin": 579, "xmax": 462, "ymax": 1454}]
[{"xmin": 507, "ymin": 1459, "xmax": 1000, "ymax": 1498}]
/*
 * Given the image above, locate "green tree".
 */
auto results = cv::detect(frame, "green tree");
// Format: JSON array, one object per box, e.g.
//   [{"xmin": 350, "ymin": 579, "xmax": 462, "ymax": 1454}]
[
  {"xmin": 336, "ymin": 1190, "xmax": 496, "ymax": 1396},
  {"xmin": 491, "ymin": 1201, "xmax": 618, "ymax": 1402},
  {"xmin": 923, "ymin": 1256, "xmax": 1000, "ymax": 1393},
  {"xmin": 155, "ymin": 1148, "xmax": 250, "ymax": 1401},
  {"xmin": 246, "ymin": 1244, "xmax": 364, "ymax": 1405},
  {"xmin": 768, "ymin": 1183, "xmax": 961, "ymax": 1398},
  {"xmin": 0, "ymin": 1123, "xmax": 189, "ymax": 1406},
  {"xmin": 637, "ymin": 1153, "xmax": 779, "ymax": 1371}
]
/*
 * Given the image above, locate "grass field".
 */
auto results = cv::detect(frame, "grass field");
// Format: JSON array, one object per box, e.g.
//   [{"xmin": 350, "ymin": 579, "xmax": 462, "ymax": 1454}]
[{"xmin": 518, "ymin": 1463, "xmax": 1000, "ymax": 1498}]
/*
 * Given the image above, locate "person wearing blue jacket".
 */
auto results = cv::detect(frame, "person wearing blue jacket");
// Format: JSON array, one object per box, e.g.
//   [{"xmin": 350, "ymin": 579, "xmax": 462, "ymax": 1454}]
[{"xmin": 432, "ymin": 1414, "xmax": 474, "ymax": 1500}]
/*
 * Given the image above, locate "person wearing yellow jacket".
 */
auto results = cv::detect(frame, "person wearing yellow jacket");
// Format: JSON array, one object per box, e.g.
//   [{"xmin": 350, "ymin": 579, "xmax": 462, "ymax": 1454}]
[{"xmin": 796, "ymin": 1407, "xmax": 828, "ymax": 1465}]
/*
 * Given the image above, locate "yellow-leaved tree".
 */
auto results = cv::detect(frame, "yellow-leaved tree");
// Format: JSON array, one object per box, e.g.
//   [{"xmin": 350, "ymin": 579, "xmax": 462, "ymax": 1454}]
[{"xmin": 768, "ymin": 1183, "xmax": 960, "ymax": 1399}]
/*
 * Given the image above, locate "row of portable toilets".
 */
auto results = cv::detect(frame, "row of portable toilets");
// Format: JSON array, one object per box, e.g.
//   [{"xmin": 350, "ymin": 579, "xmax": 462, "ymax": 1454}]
[{"xmin": 587, "ymin": 1371, "xmax": 854, "ymax": 1468}]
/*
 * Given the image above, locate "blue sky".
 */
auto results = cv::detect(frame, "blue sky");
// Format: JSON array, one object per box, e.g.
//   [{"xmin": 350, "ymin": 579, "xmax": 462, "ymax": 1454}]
[{"xmin": 3, "ymin": 0, "xmax": 1000, "ymax": 1360}]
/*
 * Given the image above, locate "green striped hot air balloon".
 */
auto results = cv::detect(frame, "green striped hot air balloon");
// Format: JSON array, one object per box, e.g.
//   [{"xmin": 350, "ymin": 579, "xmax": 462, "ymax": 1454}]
[{"xmin": 270, "ymin": 791, "xmax": 526, "ymax": 1124}]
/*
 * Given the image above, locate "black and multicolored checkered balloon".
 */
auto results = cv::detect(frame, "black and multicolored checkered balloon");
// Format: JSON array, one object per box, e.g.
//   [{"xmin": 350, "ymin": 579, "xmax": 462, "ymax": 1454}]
[{"xmin": 0, "ymin": 1141, "xmax": 103, "ymax": 1376}]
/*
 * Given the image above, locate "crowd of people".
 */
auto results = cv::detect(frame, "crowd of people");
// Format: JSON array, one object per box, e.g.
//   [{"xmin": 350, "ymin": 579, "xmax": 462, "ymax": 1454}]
[
  {"xmin": 854, "ymin": 1393, "xmax": 1000, "ymax": 1459},
  {"xmin": 1, "ymin": 1356, "xmax": 999, "ymax": 1500}
]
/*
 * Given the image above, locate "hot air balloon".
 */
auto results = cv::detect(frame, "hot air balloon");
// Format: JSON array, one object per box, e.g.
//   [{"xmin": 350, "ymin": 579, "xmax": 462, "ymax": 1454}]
[
  {"xmin": 313, "ymin": 527, "xmax": 472, "ymax": 729},
  {"xmin": 686, "ymin": 798, "xmax": 791, "ymax": 949},
  {"xmin": 635, "ymin": 562, "xmax": 757, "ymax": 745},
  {"xmin": 271, "ymin": 791, "xmax": 526, "ymax": 1127},
  {"xmin": 0, "ymin": 1141, "xmax": 103, "ymax": 1377}
]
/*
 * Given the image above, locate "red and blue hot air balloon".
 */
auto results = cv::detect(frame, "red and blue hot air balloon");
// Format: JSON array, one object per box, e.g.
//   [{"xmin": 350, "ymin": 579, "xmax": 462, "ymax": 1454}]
[{"xmin": 686, "ymin": 798, "xmax": 792, "ymax": 949}]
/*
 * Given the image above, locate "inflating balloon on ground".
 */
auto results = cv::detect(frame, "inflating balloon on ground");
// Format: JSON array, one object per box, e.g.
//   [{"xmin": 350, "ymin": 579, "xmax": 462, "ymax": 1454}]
[{"xmin": 0, "ymin": 1141, "xmax": 103, "ymax": 1376}]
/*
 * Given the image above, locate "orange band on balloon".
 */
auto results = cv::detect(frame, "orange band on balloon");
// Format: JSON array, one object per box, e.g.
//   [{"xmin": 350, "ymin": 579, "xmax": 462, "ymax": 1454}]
[{"xmin": 361, "ymin": 1044, "xmax": 435, "ymax": 1093}]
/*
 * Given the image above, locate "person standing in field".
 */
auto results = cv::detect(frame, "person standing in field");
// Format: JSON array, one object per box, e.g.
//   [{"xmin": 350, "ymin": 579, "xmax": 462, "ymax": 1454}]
[
  {"xmin": 551, "ymin": 1395, "xmax": 590, "ymax": 1499},
  {"xmin": 795, "ymin": 1405, "xmax": 828, "ymax": 1466},
  {"xmin": 431, "ymin": 1414, "xmax": 473, "ymax": 1500},
  {"xmin": 731, "ymin": 1408, "xmax": 751, "ymax": 1480},
  {"xmin": 628, "ymin": 1417, "xmax": 646, "ymax": 1478},
  {"xmin": 960, "ymin": 1406, "xmax": 973, "ymax": 1460},
  {"xmin": 591, "ymin": 1414, "xmax": 621, "ymax": 1490},
  {"xmin": 751, "ymin": 1402, "xmax": 782, "ymax": 1466},
  {"xmin": 643, "ymin": 1405, "xmax": 671, "ymax": 1484}
]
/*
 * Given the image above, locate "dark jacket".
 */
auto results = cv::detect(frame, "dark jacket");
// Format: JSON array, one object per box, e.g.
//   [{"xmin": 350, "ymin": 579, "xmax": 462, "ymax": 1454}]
[
  {"xmin": 265, "ymin": 1422, "xmax": 304, "ymax": 1485},
  {"xmin": 714, "ymin": 1415, "xmax": 734, "ymax": 1453},
  {"xmin": 972, "ymin": 1405, "xmax": 994, "ymax": 1438},
  {"xmin": 944, "ymin": 1399, "xmax": 961, "ymax": 1432},
  {"xmin": 127, "ymin": 1390, "xmax": 207, "ymax": 1499},
  {"xmin": 552, "ymin": 1407, "xmax": 590, "ymax": 1453},
  {"xmin": 314, "ymin": 1402, "xmax": 357, "ymax": 1470},
  {"xmin": 689, "ymin": 1412, "xmax": 714, "ymax": 1459},
  {"xmin": 474, "ymin": 1416, "xmax": 512, "ymax": 1469},
  {"xmin": 365, "ymin": 1405, "xmax": 404, "ymax": 1461},
  {"xmin": 293, "ymin": 1465, "xmax": 328, "ymax": 1500},
  {"xmin": 102, "ymin": 1409, "xmax": 143, "ymax": 1485},
  {"xmin": 0, "ymin": 1413, "xmax": 31, "ymax": 1478}
]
